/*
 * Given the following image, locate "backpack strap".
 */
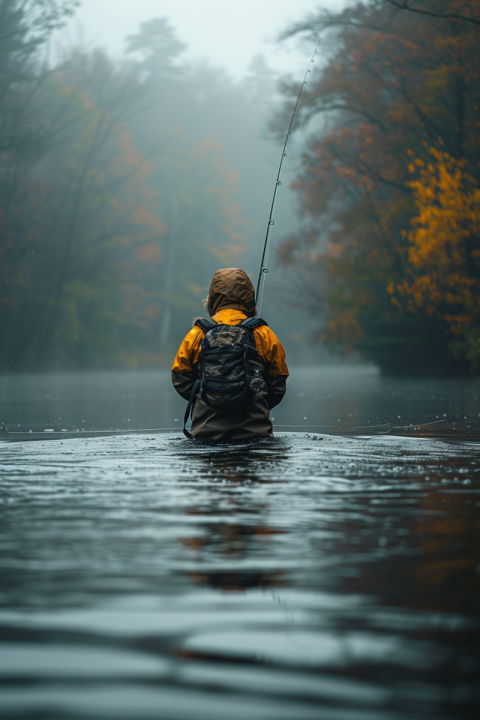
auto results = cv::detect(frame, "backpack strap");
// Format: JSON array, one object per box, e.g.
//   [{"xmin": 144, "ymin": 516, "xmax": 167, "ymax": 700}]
[
  {"xmin": 183, "ymin": 318, "xmax": 216, "ymax": 438},
  {"xmin": 194, "ymin": 318, "xmax": 217, "ymax": 332},
  {"xmin": 239, "ymin": 317, "xmax": 268, "ymax": 330},
  {"xmin": 195, "ymin": 318, "xmax": 267, "ymax": 331},
  {"xmin": 183, "ymin": 379, "xmax": 201, "ymax": 439}
]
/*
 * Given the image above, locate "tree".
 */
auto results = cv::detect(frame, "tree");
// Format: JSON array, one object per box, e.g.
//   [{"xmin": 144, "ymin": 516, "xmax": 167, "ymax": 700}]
[
  {"xmin": 1, "ymin": 52, "xmax": 165, "ymax": 369},
  {"xmin": 391, "ymin": 146, "xmax": 480, "ymax": 371},
  {"xmin": 385, "ymin": 0, "xmax": 480, "ymax": 26},
  {"xmin": 2, "ymin": 10, "xmax": 289, "ymax": 371},
  {"xmin": 276, "ymin": 0, "xmax": 480, "ymax": 375},
  {"xmin": 126, "ymin": 17, "xmax": 186, "ymax": 75},
  {"xmin": 0, "ymin": 0, "xmax": 83, "ymax": 369}
]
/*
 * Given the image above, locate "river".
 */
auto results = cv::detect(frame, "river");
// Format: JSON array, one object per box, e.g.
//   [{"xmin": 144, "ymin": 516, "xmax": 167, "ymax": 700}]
[{"xmin": 0, "ymin": 367, "xmax": 479, "ymax": 719}]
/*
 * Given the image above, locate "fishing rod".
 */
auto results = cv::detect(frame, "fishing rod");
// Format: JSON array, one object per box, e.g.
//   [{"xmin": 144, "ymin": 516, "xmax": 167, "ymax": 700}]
[
  {"xmin": 255, "ymin": 40, "xmax": 321, "ymax": 313},
  {"xmin": 3, "ymin": 419, "xmax": 473, "ymax": 443}
]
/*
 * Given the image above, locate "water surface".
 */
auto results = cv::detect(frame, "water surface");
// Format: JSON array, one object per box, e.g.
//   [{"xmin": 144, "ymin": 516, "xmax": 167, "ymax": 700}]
[
  {"xmin": 1, "ymin": 366, "xmax": 479, "ymax": 431},
  {"xmin": 1, "ymin": 368, "xmax": 480, "ymax": 718},
  {"xmin": 1, "ymin": 425, "xmax": 479, "ymax": 719}
]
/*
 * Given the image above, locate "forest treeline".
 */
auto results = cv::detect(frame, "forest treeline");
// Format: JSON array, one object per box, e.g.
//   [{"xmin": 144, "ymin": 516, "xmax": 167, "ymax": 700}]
[
  {"xmin": 3, "ymin": 0, "xmax": 479, "ymax": 376},
  {"xmin": 0, "ymin": 0, "xmax": 285, "ymax": 371},
  {"xmin": 277, "ymin": 0, "xmax": 480, "ymax": 376}
]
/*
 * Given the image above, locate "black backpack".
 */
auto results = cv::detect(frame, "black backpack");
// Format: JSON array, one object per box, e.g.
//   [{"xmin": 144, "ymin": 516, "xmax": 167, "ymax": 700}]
[{"xmin": 183, "ymin": 317, "xmax": 267, "ymax": 438}]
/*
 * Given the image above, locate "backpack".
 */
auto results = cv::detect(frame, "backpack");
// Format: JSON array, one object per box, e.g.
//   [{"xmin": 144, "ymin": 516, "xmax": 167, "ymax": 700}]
[{"xmin": 183, "ymin": 317, "xmax": 267, "ymax": 438}]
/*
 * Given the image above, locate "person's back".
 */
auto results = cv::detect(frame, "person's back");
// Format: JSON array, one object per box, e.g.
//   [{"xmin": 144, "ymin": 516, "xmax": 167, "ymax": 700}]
[{"xmin": 171, "ymin": 268, "xmax": 289, "ymax": 441}]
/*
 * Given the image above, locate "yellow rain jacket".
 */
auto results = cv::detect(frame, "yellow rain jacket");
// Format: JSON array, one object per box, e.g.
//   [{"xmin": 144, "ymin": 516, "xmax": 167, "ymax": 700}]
[{"xmin": 172, "ymin": 268, "xmax": 288, "ymax": 441}]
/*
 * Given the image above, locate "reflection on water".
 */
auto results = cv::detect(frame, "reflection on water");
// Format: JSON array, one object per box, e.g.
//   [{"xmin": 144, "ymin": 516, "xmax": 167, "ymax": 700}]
[
  {"xmin": 178, "ymin": 448, "xmax": 286, "ymax": 593},
  {"xmin": 1, "ymin": 366, "xmax": 480, "ymax": 431},
  {"xmin": 0, "ymin": 430, "xmax": 479, "ymax": 718}
]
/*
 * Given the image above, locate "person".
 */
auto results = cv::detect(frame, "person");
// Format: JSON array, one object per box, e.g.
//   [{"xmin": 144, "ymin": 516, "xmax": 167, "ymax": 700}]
[{"xmin": 171, "ymin": 268, "xmax": 289, "ymax": 441}]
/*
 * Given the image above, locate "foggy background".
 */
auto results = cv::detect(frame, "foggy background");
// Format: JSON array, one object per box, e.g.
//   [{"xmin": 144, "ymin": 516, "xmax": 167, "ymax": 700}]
[
  {"xmin": 59, "ymin": 0, "xmax": 345, "ymax": 79},
  {"xmin": 0, "ymin": 0, "xmax": 344, "ymax": 372},
  {"xmin": 1, "ymin": 0, "xmax": 478, "ymax": 376}
]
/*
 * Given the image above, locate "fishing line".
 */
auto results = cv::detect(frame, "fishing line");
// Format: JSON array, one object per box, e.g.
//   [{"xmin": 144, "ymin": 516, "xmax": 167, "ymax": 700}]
[{"xmin": 255, "ymin": 40, "xmax": 321, "ymax": 313}]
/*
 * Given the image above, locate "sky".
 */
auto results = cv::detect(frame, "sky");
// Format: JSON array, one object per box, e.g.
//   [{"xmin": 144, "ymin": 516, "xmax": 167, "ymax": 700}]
[{"xmin": 60, "ymin": 0, "xmax": 346, "ymax": 79}]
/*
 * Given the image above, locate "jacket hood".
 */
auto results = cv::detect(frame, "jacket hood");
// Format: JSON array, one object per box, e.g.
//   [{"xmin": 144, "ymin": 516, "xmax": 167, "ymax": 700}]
[{"xmin": 207, "ymin": 268, "xmax": 256, "ymax": 318}]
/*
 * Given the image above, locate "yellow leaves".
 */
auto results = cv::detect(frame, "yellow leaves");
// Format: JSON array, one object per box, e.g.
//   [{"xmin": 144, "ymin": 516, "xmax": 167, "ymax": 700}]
[{"xmin": 392, "ymin": 145, "xmax": 480, "ymax": 351}]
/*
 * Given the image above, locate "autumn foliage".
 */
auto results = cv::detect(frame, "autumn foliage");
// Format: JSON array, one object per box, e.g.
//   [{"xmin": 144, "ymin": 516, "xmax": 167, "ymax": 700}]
[
  {"xmin": 278, "ymin": 0, "xmax": 480, "ymax": 375},
  {"xmin": 392, "ymin": 147, "xmax": 480, "ymax": 370}
]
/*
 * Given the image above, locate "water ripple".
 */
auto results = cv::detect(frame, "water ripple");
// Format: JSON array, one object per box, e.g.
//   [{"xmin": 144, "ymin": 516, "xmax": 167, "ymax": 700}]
[{"xmin": 0, "ymin": 432, "xmax": 479, "ymax": 719}]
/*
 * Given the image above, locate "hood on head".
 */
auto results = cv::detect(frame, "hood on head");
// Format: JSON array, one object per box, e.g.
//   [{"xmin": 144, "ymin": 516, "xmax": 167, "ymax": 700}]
[{"xmin": 207, "ymin": 268, "xmax": 256, "ymax": 318}]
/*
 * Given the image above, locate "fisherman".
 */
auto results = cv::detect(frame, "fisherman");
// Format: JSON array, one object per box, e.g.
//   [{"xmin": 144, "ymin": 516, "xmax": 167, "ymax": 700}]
[{"xmin": 172, "ymin": 268, "xmax": 288, "ymax": 441}]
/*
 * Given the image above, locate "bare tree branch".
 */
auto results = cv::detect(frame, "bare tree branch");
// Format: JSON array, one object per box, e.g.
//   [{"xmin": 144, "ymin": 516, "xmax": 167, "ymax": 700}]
[{"xmin": 385, "ymin": 0, "xmax": 480, "ymax": 27}]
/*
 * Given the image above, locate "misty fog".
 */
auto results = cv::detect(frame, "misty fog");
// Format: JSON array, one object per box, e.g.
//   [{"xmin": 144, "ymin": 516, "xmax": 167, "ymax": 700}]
[{"xmin": 1, "ymin": 0, "xmax": 338, "ymax": 373}]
